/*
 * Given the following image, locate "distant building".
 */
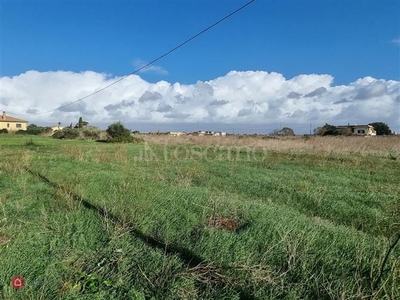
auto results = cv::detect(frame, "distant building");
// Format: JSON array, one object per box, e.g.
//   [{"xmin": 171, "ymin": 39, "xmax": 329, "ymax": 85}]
[
  {"xmin": 0, "ymin": 111, "xmax": 28, "ymax": 131},
  {"xmin": 188, "ymin": 131, "xmax": 206, "ymax": 136},
  {"xmin": 168, "ymin": 131, "xmax": 186, "ymax": 136},
  {"xmin": 212, "ymin": 131, "xmax": 227, "ymax": 137},
  {"xmin": 336, "ymin": 124, "xmax": 376, "ymax": 136},
  {"xmin": 188, "ymin": 130, "xmax": 226, "ymax": 137},
  {"xmin": 51, "ymin": 123, "xmax": 63, "ymax": 133}
]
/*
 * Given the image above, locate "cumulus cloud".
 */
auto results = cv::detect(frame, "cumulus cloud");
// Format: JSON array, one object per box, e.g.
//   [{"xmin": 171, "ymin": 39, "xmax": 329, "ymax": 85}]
[
  {"xmin": 156, "ymin": 103, "xmax": 173, "ymax": 112},
  {"xmin": 0, "ymin": 70, "xmax": 399, "ymax": 133},
  {"xmin": 104, "ymin": 99, "xmax": 135, "ymax": 112},
  {"xmin": 139, "ymin": 91, "xmax": 162, "ymax": 103},
  {"xmin": 304, "ymin": 87, "xmax": 327, "ymax": 98},
  {"xmin": 354, "ymin": 80, "xmax": 387, "ymax": 100},
  {"xmin": 237, "ymin": 108, "xmax": 252, "ymax": 117},
  {"xmin": 26, "ymin": 108, "xmax": 38, "ymax": 114},
  {"xmin": 209, "ymin": 100, "xmax": 229, "ymax": 106},
  {"xmin": 333, "ymin": 98, "xmax": 349, "ymax": 104},
  {"xmin": 287, "ymin": 92, "xmax": 301, "ymax": 99},
  {"xmin": 164, "ymin": 111, "xmax": 191, "ymax": 119},
  {"xmin": 58, "ymin": 101, "xmax": 88, "ymax": 112},
  {"xmin": 133, "ymin": 59, "xmax": 168, "ymax": 75}
]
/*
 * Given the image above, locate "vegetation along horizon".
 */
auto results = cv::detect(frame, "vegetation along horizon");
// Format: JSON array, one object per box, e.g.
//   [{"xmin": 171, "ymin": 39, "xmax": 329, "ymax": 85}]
[{"xmin": 0, "ymin": 123, "xmax": 399, "ymax": 299}]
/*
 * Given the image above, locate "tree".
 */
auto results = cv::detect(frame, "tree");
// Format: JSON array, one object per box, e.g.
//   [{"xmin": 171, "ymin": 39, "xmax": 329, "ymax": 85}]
[
  {"xmin": 270, "ymin": 128, "xmax": 280, "ymax": 136},
  {"xmin": 369, "ymin": 122, "xmax": 392, "ymax": 135},
  {"xmin": 270, "ymin": 127, "xmax": 295, "ymax": 136},
  {"xmin": 19, "ymin": 124, "xmax": 52, "ymax": 135},
  {"xmin": 75, "ymin": 117, "xmax": 89, "ymax": 129},
  {"xmin": 314, "ymin": 123, "xmax": 340, "ymax": 136},
  {"xmin": 279, "ymin": 127, "xmax": 295, "ymax": 136}
]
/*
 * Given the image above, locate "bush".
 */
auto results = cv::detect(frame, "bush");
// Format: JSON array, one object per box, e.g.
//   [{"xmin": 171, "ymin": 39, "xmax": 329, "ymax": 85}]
[
  {"xmin": 25, "ymin": 138, "xmax": 37, "ymax": 146},
  {"xmin": 270, "ymin": 127, "xmax": 296, "ymax": 136},
  {"xmin": 16, "ymin": 125, "xmax": 52, "ymax": 135},
  {"xmin": 52, "ymin": 128, "xmax": 80, "ymax": 139},
  {"xmin": 106, "ymin": 122, "xmax": 131, "ymax": 139},
  {"xmin": 315, "ymin": 123, "xmax": 340, "ymax": 136},
  {"xmin": 104, "ymin": 122, "xmax": 143, "ymax": 143},
  {"xmin": 83, "ymin": 129, "xmax": 101, "ymax": 140},
  {"xmin": 0, "ymin": 128, "xmax": 8, "ymax": 134}
]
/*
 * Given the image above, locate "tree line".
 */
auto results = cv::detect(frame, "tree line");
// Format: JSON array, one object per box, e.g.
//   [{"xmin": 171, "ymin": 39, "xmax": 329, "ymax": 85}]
[{"xmin": 267, "ymin": 122, "xmax": 393, "ymax": 137}]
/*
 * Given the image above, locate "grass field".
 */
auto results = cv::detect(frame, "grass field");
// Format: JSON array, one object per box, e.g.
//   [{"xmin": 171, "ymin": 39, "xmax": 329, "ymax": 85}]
[{"xmin": 0, "ymin": 134, "xmax": 399, "ymax": 299}]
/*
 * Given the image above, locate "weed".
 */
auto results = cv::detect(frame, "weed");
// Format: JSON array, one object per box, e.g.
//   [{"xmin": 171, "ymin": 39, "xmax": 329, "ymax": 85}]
[{"xmin": 25, "ymin": 138, "xmax": 37, "ymax": 146}]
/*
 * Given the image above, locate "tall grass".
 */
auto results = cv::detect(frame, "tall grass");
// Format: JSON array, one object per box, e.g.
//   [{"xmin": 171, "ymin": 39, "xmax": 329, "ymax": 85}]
[
  {"xmin": 142, "ymin": 134, "xmax": 400, "ymax": 157},
  {"xmin": 0, "ymin": 135, "xmax": 399, "ymax": 299}
]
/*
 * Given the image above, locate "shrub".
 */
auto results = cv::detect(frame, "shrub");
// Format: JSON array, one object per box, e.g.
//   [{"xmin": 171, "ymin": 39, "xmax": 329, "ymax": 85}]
[
  {"xmin": 83, "ymin": 129, "xmax": 101, "ymax": 140},
  {"xmin": 52, "ymin": 130, "xmax": 64, "ymax": 139},
  {"xmin": 106, "ymin": 122, "xmax": 131, "ymax": 139},
  {"xmin": 52, "ymin": 128, "xmax": 80, "ymax": 139},
  {"xmin": 104, "ymin": 122, "xmax": 143, "ymax": 143},
  {"xmin": 16, "ymin": 125, "xmax": 52, "ymax": 135},
  {"xmin": 315, "ymin": 123, "xmax": 340, "ymax": 136},
  {"xmin": 0, "ymin": 128, "xmax": 8, "ymax": 134},
  {"xmin": 25, "ymin": 138, "xmax": 37, "ymax": 146},
  {"xmin": 270, "ymin": 127, "xmax": 296, "ymax": 136}
]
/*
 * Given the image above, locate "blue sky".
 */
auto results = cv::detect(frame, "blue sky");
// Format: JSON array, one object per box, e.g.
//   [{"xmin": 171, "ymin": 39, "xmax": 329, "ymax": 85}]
[{"xmin": 1, "ymin": 0, "xmax": 399, "ymax": 133}]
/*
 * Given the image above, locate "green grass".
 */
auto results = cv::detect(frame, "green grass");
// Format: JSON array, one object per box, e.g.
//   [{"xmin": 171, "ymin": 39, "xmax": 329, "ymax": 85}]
[{"xmin": 0, "ymin": 135, "xmax": 399, "ymax": 299}]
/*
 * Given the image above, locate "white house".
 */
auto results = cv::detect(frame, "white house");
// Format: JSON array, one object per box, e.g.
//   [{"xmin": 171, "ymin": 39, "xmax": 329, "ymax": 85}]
[{"xmin": 337, "ymin": 124, "xmax": 376, "ymax": 136}]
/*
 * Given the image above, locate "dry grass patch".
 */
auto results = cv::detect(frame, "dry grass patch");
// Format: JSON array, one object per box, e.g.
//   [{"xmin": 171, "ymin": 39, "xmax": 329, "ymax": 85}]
[
  {"xmin": 206, "ymin": 216, "xmax": 239, "ymax": 232},
  {"xmin": 142, "ymin": 135, "xmax": 400, "ymax": 157},
  {"xmin": 0, "ymin": 235, "xmax": 11, "ymax": 247}
]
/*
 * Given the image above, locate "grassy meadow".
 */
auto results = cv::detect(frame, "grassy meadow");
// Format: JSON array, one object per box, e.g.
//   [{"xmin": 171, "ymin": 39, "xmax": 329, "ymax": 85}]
[{"xmin": 0, "ymin": 134, "xmax": 399, "ymax": 299}]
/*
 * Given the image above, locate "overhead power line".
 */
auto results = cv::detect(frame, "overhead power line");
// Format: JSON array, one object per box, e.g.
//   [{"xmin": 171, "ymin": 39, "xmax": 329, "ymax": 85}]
[{"xmin": 15, "ymin": 0, "xmax": 255, "ymax": 117}]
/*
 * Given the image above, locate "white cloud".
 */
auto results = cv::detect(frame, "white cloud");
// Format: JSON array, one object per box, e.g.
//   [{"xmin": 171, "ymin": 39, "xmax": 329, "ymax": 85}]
[
  {"xmin": 133, "ymin": 59, "xmax": 168, "ymax": 75},
  {"xmin": 354, "ymin": 80, "xmax": 387, "ymax": 100},
  {"xmin": 0, "ymin": 70, "xmax": 399, "ymax": 133},
  {"xmin": 392, "ymin": 38, "xmax": 400, "ymax": 46}
]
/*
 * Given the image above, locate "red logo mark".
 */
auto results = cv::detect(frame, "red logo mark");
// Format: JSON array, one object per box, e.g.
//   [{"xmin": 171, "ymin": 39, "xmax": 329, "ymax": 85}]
[{"xmin": 11, "ymin": 276, "xmax": 25, "ymax": 290}]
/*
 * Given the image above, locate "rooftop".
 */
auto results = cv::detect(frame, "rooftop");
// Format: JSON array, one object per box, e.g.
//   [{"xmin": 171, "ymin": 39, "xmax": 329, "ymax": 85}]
[{"xmin": 0, "ymin": 111, "xmax": 28, "ymax": 123}]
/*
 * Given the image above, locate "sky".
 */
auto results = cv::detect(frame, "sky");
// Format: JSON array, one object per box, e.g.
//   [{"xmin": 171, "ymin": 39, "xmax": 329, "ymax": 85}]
[{"xmin": 0, "ymin": 0, "xmax": 399, "ymax": 134}]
